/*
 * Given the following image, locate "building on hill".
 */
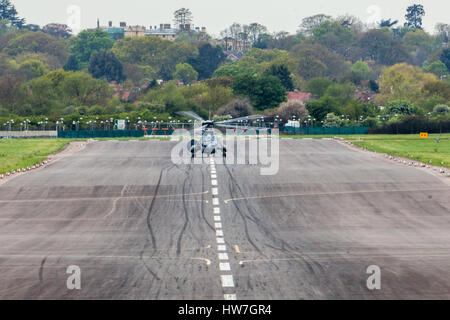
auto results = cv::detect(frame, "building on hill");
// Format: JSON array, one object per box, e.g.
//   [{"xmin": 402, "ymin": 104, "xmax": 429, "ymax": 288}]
[
  {"xmin": 90, "ymin": 20, "xmax": 207, "ymax": 41},
  {"xmin": 125, "ymin": 25, "xmax": 146, "ymax": 37},
  {"xmin": 90, "ymin": 20, "xmax": 125, "ymax": 40},
  {"xmin": 146, "ymin": 24, "xmax": 178, "ymax": 41}
]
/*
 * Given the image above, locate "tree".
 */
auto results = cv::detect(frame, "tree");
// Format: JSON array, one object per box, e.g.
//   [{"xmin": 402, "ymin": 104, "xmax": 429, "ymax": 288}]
[
  {"xmin": 3, "ymin": 31, "xmax": 68, "ymax": 67},
  {"xmin": 423, "ymin": 61, "xmax": 448, "ymax": 78},
  {"xmin": 232, "ymin": 74, "xmax": 286, "ymax": 110},
  {"xmin": 311, "ymin": 21, "xmax": 354, "ymax": 57},
  {"xmin": 112, "ymin": 36, "xmax": 198, "ymax": 79},
  {"xmin": 379, "ymin": 19, "xmax": 398, "ymax": 28},
  {"xmin": 306, "ymin": 96, "xmax": 339, "ymax": 121},
  {"xmin": 276, "ymin": 100, "xmax": 309, "ymax": 120},
  {"xmin": 248, "ymin": 23, "xmax": 268, "ymax": 46},
  {"xmin": 351, "ymin": 61, "xmax": 371, "ymax": 80},
  {"xmin": 377, "ymin": 63, "xmax": 437, "ymax": 105},
  {"xmin": 89, "ymin": 50, "xmax": 125, "ymax": 83},
  {"xmin": 404, "ymin": 4, "xmax": 425, "ymax": 29},
  {"xmin": 385, "ymin": 100, "xmax": 417, "ymax": 115},
  {"xmin": 173, "ymin": 8, "xmax": 193, "ymax": 29},
  {"xmin": 290, "ymin": 44, "xmax": 350, "ymax": 80},
  {"xmin": 71, "ymin": 30, "xmax": 114, "ymax": 63},
  {"xmin": 173, "ymin": 63, "xmax": 198, "ymax": 84},
  {"xmin": 435, "ymin": 23, "xmax": 449, "ymax": 46},
  {"xmin": 433, "ymin": 104, "xmax": 449, "ymax": 115},
  {"xmin": 263, "ymin": 62, "xmax": 294, "ymax": 91},
  {"xmin": 306, "ymin": 78, "xmax": 333, "ymax": 97},
  {"xmin": 188, "ymin": 43, "xmax": 225, "ymax": 80},
  {"xmin": 323, "ymin": 113, "xmax": 343, "ymax": 127},
  {"xmin": 298, "ymin": 14, "xmax": 332, "ymax": 35},
  {"xmin": 216, "ymin": 98, "xmax": 252, "ymax": 118},
  {"xmin": 43, "ymin": 23, "xmax": 72, "ymax": 39},
  {"xmin": 357, "ymin": 29, "xmax": 410, "ymax": 65},
  {"xmin": 64, "ymin": 55, "xmax": 80, "ymax": 71},
  {"xmin": 441, "ymin": 48, "xmax": 450, "ymax": 71},
  {"xmin": 0, "ymin": 0, "xmax": 25, "ymax": 28}
]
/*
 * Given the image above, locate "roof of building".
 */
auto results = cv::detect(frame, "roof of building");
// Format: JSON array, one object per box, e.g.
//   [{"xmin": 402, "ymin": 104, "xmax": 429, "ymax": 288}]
[
  {"xmin": 146, "ymin": 29, "xmax": 178, "ymax": 36},
  {"xmin": 287, "ymin": 92, "xmax": 312, "ymax": 102}
]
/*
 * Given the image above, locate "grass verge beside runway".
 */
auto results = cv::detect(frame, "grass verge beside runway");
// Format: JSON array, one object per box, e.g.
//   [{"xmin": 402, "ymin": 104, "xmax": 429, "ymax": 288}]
[
  {"xmin": 283, "ymin": 133, "xmax": 450, "ymax": 168},
  {"xmin": 0, "ymin": 138, "xmax": 72, "ymax": 174},
  {"xmin": 352, "ymin": 134, "xmax": 450, "ymax": 168}
]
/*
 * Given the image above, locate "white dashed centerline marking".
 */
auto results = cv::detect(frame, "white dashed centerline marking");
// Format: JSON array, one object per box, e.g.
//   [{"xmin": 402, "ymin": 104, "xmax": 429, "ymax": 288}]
[
  {"xmin": 218, "ymin": 253, "xmax": 229, "ymax": 260},
  {"xmin": 220, "ymin": 263, "xmax": 231, "ymax": 271},
  {"xmin": 221, "ymin": 275, "xmax": 235, "ymax": 288},
  {"xmin": 210, "ymin": 156, "xmax": 237, "ymax": 298}
]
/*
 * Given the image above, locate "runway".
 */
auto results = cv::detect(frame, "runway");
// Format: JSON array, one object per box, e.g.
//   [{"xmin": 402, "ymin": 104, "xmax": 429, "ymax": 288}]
[{"xmin": 0, "ymin": 139, "xmax": 449, "ymax": 299}]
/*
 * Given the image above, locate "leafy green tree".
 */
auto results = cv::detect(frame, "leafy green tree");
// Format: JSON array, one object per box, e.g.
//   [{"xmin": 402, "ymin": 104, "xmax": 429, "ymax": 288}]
[
  {"xmin": 311, "ymin": 21, "xmax": 354, "ymax": 57},
  {"xmin": 423, "ymin": 61, "xmax": 448, "ymax": 78},
  {"xmin": 64, "ymin": 55, "xmax": 80, "ymax": 71},
  {"xmin": 71, "ymin": 30, "xmax": 114, "ymax": 63},
  {"xmin": 306, "ymin": 96, "xmax": 339, "ymax": 121},
  {"xmin": 441, "ymin": 48, "xmax": 450, "ymax": 71},
  {"xmin": 357, "ymin": 29, "xmax": 410, "ymax": 65},
  {"xmin": 173, "ymin": 63, "xmax": 198, "ymax": 84},
  {"xmin": 323, "ymin": 113, "xmax": 342, "ymax": 127},
  {"xmin": 433, "ymin": 104, "xmax": 449, "ymax": 115},
  {"xmin": 3, "ymin": 31, "xmax": 68, "ymax": 67},
  {"xmin": 188, "ymin": 43, "xmax": 225, "ymax": 80},
  {"xmin": 385, "ymin": 100, "xmax": 418, "ymax": 115},
  {"xmin": 232, "ymin": 74, "xmax": 286, "ymax": 110},
  {"xmin": 263, "ymin": 63, "xmax": 294, "ymax": 91},
  {"xmin": 18, "ymin": 59, "xmax": 47, "ymax": 80},
  {"xmin": 290, "ymin": 44, "xmax": 350, "ymax": 80},
  {"xmin": 298, "ymin": 14, "xmax": 332, "ymax": 36},
  {"xmin": 351, "ymin": 61, "xmax": 371, "ymax": 80},
  {"xmin": 89, "ymin": 50, "xmax": 125, "ymax": 82},
  {"xmin": 404, "ymin": 4, "xmax": 425, "ymax": 29},
  {"xmin": 112, "ymin": 36, "xmax": 197, "ymax": 79},
  {"xmin": 324, "ymin": 82, "xmax": 355, "ymax": 105},
  {"xmin": 306, "ymin": 78, "xmax": 333, "ymax": 97},
  {"xmin": 0, "ymin": 0, "xmax": 25, "ymax": 28},
  {"xmin": 377, "ymin": 63, "xmax": 438, "ymax": 104}
]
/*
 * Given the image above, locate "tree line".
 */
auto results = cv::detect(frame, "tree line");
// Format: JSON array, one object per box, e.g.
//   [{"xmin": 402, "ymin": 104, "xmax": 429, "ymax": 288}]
[{"xmin": 0, "ymin": 0, "xmax": 448, "ymax": 132}]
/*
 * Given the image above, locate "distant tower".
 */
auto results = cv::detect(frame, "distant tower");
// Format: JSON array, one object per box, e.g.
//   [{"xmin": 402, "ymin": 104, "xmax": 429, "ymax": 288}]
[{"xmin": 97, "ymin": 18, "xmax": 100, "ymax": 29}]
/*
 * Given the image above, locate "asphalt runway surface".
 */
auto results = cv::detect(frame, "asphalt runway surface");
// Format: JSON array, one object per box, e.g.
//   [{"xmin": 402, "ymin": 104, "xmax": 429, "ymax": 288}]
[{"xmin": 0, "ymin": 139, "xmax": 449, "ymax": 300}]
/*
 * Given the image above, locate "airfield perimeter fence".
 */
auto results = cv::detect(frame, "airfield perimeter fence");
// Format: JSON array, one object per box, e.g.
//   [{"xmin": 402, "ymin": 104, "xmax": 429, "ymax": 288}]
[
  {"xmin": 282, "ymin": 126, "xmax": 369, "ymax": 135},
  {"xmin": 55, "ymin": 127, "xmax": 369, "ymax": 138}
]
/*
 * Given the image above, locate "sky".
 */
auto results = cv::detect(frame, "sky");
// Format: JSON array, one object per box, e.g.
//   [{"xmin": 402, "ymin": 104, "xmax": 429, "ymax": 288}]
[{"xmin": 12, "ymin": 0, "xmax": 449, "ymax": 36}]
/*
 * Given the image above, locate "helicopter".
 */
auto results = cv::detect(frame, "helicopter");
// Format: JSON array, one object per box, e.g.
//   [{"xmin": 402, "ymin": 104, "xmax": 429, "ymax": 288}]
[{"xmin": 177, "ymin": 111, "xmax": 266, "ymax": 158}]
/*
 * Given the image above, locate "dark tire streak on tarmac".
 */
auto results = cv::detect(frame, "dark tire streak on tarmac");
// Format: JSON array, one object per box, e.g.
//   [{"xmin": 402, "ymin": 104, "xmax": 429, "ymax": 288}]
[
  {"xmin": 223, "ymin": 163, "xmax": 263, "ymax": 255},
  {"xmin": 38, "ymin": 256, "xmax": 47, "ymax": 282},
  {"xmin": 139, "ymin": 165, "xmax": 171, "ymax": 283},
  {"xmin": 177, "ymin": 166, "xmax": 191, "ymax": 257},
  {"xmin": 224, "ymin": 163, "xmax": 299, "ymax": 261}
]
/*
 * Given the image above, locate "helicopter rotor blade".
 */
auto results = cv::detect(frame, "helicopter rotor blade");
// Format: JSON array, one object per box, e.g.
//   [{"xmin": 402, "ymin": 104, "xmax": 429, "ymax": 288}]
[
  {"xmin": 216, "ymin": 115, "xmax": 266, "ymax": 124},
  {"xmin": 216, "ymin": 123, "xmax": 264, "ymax": 130},
  {"xmin": 177, "ymin": 111, "xmax": 205, "ymax": 122}
]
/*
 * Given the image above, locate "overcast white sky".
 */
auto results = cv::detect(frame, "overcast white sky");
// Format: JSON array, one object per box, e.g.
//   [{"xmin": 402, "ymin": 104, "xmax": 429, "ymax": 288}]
[{"xmin": 12, "ymin": 0, "xmax": 449, "ymax": 36}]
